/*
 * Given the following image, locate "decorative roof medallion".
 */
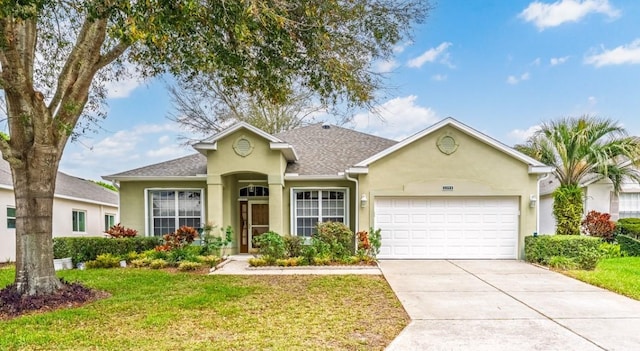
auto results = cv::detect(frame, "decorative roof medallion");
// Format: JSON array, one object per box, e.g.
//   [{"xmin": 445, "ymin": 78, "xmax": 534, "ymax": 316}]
[
  {"xmin": 233, "ymin": 136, "xmax": 254, "ymax": 157},
  {"xmin": 437, "ymin": 133, "xmax": 458, "ymax": 155}
]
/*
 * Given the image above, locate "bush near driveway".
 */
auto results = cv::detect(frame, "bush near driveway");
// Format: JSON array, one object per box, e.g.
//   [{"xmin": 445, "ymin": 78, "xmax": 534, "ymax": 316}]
[
  {"xmin": 0, "ymin": 267, "xmax": 408, "ymax": 350},
  {"xmin": 525, "ymin": 235, "xmax": 603, "ymax": 270},
  {"xmin": 617, "ymin": 235, "xmax": 640, "ymax": 256},
  {"xmin": 616, "ymin": 218, "xmax": 640, "ymax": 239}
]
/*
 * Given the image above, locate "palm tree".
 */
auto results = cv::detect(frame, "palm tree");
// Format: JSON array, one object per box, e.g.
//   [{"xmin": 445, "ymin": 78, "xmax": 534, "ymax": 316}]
[{"xmin": 515, "ymin": 116, "xmax": 640, "ymax": 235}]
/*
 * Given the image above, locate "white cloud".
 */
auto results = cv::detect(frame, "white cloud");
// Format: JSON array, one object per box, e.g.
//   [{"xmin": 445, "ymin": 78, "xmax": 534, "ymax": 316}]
[
  {"xmin": 431, "ymin": 74, "xmax": 447, "ymax": 81},
  {"xmin": 506, "ymin": 72, "xmax": 531, "ymax": 85},
  {"xmin": 351, "ymin": 95, "xmax": 439, "ymax": 140},
  {"xmin": 407, "ymin": 42, "xmax": 453, "ymax": 68},
  {"xmin": 374, "ymin": 59, "xmax": 399, "ymax": 73},
  {"xmin": 104, "ymin": 76, "xmax": 143, "ymax": 99},
  {"xmin": 158, "ymin": 135, "xmax": 171, "ymax": 144},
  {"xmin": 519, "ymin": 0, "xmax": 620, "ymax": 30},
  {"xmin": 531, "ymin": 58, "xmax": 542, "ymax": 66},
  {"xmin": 508, "ymin": 125, "xmax": 541, "ymax": 143},
  {"xmin": 59, "ymin": 122, "xmax": 191, "ymax": 181},
  {"xmin": 550, "ymin": 56, "xmax": 570, "ymax": 65},
  {"xmin": 588, "ymin": 96, "xmax": 597, "ymax": 105},
  {"xmin": 393, "ymin": 41, "xmax": 412, "ymax": 54},
  {"xmin": 584, "ymin": 39, "xmax": 640, "ymax": 67}
]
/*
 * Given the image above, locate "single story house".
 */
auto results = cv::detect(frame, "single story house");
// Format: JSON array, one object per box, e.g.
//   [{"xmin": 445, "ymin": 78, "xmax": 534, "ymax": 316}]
[
  {"xmin": 539, "ymin": 171, "xmax": 640, "ymax": 234},
  {"xmin": 103, "ymin": 118, "xmax": 553, "ymax": 259},
  {"xmin": 0, "ymin": 159, "xmax": 119, "ymax": 262}
]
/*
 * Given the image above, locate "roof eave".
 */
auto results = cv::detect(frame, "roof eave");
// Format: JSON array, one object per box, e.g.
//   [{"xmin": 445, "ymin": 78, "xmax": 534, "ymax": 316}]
[
  {"xmin": 529, "ymin": 166, "xmax": 555, "ymax": 174},
  {"xmin": 270, "ymin": 142, "xmax": 298, "ymax": 161},
  {"xmin": 346, "ymin": 167, "xmax": 369, "ymax": 174},
  {"xmin": 284, "ymin": 173, "xmax": 346, "ymax": 181},
  {"xmin": 102, "ymin": 175, "xmax": 208, "ymax": 182}
]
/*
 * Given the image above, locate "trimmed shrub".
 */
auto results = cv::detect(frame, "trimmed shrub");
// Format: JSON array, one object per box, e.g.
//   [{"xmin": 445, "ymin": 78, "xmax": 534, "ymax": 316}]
[
  {"xmin": 130, "ymin": 258, "xmax": 152, "ymax": 268},
  {"xmin": 617, "ymin": 218, "xmax": 640, "ymax": 239},
  {"xmin": 284, "ymin": 235, "xmax": 304, "ymax": 258},
  {"xmin": 248, "ymin": 257, "xmax": 268, "ymax": 267},
  {"xmin": 525, "ymin": 235, "xmax": 602, "ymax": 270},
  {"xmin": 105, "ymin": 223, "xmax": 138, "ymax": 238},
  {"xmin": 315, "ymin": 221, "xmax": 355, "ymax": 260},
  {"xmin": 254, "ymin": 231, "xmax": 286, "ymax": 260},
  {"xmin": 547, "ymin": 256, "xmax": 579, "ymax": 270},
  {"xmin": 177, "ymin": 261, "xmax": 203, "ymax": 271},
  {"xmin": 149, "ymin": 259, "xmax": 168, "ymax": 269},
  {"xmin": 581, "ymin": 211, "xmax": 616, "ymax": 242},
  {"xmin": 85, "ymin": 254, "xmax": 121, "ymax": 269},
  {"xmin": 198, "ymin": 255, "xmax": 222, "ymax": 267},
  {"xmin": 617, "ymin": 234, "xmax": 640, "ymax": 256},
  {"xmin": 53, "ymin": 237, "xmax": 162, "ymax": 265}
]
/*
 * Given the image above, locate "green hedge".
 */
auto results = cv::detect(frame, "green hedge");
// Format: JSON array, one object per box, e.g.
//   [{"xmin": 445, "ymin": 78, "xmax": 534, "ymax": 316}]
[
  {"xmin": 617, "ymin": 235, "xmax": 640, "ymax": 256},
  {"xmin": 53, "ymin": 237, "xmax": 162, "ymax": 265},
  {"xmin": 617, "ymin": 218, "xmax": 640, "ymax": 239},
  {"xmin": 525, "ymin": 235, "xmax": 602, "ymax": 270}
]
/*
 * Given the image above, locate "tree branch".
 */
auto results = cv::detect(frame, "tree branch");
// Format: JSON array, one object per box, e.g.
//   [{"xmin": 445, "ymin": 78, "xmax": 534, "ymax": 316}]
[{"xmin": 96, "ymin": 40, "xmax": 130, "ymax": 70}]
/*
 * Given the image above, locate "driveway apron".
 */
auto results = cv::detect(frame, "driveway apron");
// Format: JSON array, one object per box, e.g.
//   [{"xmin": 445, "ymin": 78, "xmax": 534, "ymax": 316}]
[{"xmin": 380, "ymin": 260, "xmax": 640, "ymax": 351}]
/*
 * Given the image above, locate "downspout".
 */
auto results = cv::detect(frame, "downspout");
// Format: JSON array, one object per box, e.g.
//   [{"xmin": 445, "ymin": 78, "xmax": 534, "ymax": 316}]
[
  {"xmin": 536, "ymin": 172, "xmax": 552, "ymax": 235},
  {"xmin": 345, "ymin": 172, "xmax": 359, "ymax": 252}
]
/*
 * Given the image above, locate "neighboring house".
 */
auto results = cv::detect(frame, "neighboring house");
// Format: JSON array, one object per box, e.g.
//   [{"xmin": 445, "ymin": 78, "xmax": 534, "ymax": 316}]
[
  {"xmin": 103, "ymin": 118, "xmax": 552, "ymax": 259},
  {"xmin": 539, "ymin": 172, "xmax": 640, "ymax": 234},
  {"xmin": 0, "ymin": 159, "xmax": 119, "ymax": 262}
]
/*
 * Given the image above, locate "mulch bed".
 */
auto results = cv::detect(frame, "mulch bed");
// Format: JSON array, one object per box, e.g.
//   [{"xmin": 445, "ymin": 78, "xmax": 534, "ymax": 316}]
[{"xmin": 0, "ymin": 280, "xmax": 109, "ymax": 320}]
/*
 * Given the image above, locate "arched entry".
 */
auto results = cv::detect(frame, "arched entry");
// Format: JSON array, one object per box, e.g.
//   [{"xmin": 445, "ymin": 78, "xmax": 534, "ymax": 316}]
[{"xmin": 239, "ymin": 185, "xmax": 269, "ymax": 253}]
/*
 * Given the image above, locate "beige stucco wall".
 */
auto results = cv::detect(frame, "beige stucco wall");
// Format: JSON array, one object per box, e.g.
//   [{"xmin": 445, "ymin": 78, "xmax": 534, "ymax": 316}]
[
  {"xmin": 205, "ymin": 129, "xmax": 288, "ymax": 236},
  {"xmin": 119, "ymin": 180, "xmax": 207, "ymax": 235},
  {"xmin": 357, "ymin": 125, "xmax": 540, "ymax": 258},
  {"xmin": 0, "ymin": 188, "xmax": 118, "ymax": 262}
]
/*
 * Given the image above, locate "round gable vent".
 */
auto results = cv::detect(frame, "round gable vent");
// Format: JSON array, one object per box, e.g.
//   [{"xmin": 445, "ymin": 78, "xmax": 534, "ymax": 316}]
[{"xmin": 233, "ymin": 136, "xmax": 254, "ymax": 157}]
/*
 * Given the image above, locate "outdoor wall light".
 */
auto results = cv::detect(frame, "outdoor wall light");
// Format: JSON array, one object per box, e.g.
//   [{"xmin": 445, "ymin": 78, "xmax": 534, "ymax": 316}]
[
  {"xmin": 529, "ymin": 194, "xmax": 537, "ymax": 208},
  {"xmin": 360, "ymin": 194, "xmax": 368, "ymax": 208}
]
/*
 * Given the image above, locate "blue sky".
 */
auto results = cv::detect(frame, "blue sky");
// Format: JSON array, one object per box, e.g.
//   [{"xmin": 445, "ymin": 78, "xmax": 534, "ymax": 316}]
[{"xmin": 60, "ymin": 0, "xmax": 640, "ymax": 181}]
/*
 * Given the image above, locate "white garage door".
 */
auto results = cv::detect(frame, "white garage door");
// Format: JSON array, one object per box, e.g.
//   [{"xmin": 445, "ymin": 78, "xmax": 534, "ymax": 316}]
[{"xmin": 375, "ymin": 197, "xmax": 519, "ymax": 259}]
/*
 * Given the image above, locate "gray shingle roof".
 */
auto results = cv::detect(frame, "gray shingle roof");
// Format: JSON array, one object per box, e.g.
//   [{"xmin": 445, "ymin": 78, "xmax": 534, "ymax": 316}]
[
  {"xmin": 105, "ymin": 153, "xmax": 207, "ymax": 178},
  {"xmin": 0, "ymin": 158, "xmax": 118, "ymax": 205},
  {"xmin": 275, "ymin": 124, "xmax": 397, "ymax": 175},
  {"xmin": 105, "ymin": 124, "xmax": 397, "ymax": 178}
]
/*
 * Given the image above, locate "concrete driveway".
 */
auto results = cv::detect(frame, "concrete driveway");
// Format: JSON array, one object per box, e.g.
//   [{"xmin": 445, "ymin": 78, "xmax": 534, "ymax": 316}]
[{"xmin": 379, "ymin": 260, "xmax": 640, "ymax": 351}]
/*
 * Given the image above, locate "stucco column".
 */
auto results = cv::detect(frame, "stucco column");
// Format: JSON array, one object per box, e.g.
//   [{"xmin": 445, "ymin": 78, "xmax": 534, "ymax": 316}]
[
  {"xmin": 268, "ymin": 174, "xmax": 284, "ymax": 234},
  {"xmin": 207, "ymin": 174, "xmax": 224, "ymax": 229}
]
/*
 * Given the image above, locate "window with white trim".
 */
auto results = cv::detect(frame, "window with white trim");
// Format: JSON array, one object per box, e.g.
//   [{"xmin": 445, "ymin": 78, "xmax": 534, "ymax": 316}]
[
  {"xmin": 619, "ymin": 192, "xmax": 640, "ymax": 218},
  {"xmin": 104, "ymin": 213, "xmax": 116, "ymax": 231},
  {"xmin": 72, "ymin": 210, "xmax": 86, "ymax": 232},
  {"xmin": 7, "ymin": 206, "xmax": 16, "ymax": 229},
  {"xmin": 148, "ymin": 190, "xmax": 203, "ymax": 236},
  {"xmin": 292, "ymin": 189, "xmax": 347, "ymax": 237}
]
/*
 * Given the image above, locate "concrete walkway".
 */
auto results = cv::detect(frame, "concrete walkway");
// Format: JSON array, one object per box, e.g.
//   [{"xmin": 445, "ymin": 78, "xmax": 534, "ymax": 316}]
[
  {"xmin": 380, "ymin": 260, "xmax": 640, "ymax": 351},
  {"xmin": 210, "ymin": 255, "xmax": 381, "ymax": 275}
]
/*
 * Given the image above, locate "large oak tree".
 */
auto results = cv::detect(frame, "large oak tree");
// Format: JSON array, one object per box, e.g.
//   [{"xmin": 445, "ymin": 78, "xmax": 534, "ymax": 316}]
[{"xmin": 0, "ymin": 0, "xmax": 430, "ymax": 295}]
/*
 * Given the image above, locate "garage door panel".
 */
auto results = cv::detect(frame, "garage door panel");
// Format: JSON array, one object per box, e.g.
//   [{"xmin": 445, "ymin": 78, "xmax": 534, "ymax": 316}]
[{"xmin": 375, "ymin": 197, "xmax": 519, "ymax": 259}]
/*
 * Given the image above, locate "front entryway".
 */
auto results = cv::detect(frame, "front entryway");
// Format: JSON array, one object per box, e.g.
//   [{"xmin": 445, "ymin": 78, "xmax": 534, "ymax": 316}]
[{"xmin": 239, "ymin": 201, "xmax": 269, "ymax": 253}]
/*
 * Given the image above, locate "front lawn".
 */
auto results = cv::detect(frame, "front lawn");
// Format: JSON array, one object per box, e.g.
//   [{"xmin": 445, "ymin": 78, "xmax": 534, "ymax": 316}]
[
  {"xmin": 0, "ymin": 266, "xmax": 408, "ymax": 350},
  {"xmin": 565, "ymin": 257, "xmax": 640, "ymax": 300}
]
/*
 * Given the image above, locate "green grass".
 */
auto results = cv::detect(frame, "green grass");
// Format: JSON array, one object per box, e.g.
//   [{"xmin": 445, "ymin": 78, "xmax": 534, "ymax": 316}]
[
  {"xmin": 565, "ymin": 257, "xmax": 640, "ymax": 300},
  {"xmin": 0, "ymin": 266, "xmax": 407, "ymax": 350}
]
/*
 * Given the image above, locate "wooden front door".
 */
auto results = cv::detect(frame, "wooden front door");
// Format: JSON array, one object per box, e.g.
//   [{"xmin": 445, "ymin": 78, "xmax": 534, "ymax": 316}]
[
  {"xmin": 239, "ymin": 201, "xmax": 269, "ymax": 253},
  {"xmin": 249, "ymin": 202, "xmax": 269, "ymax": 250}
]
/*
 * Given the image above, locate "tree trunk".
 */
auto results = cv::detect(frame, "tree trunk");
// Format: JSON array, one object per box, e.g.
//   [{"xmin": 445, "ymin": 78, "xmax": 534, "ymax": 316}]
[{"xmin": 12, "ymin": 146, "xmax": 62, "ymax": 295}]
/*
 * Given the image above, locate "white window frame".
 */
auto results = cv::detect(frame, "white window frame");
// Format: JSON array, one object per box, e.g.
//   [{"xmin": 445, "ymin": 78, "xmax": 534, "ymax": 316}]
[
  {"xmin": 144, "ymin": 188, "xmax": 205, "ymax": 237},
  {"xmin": 290, "ymin": 187, "xmax": 350, "ymax": 237},
  {"xmin": 619, "ymin": 192, "xmax": 640, "ymax": 218},
  {"xmin": 72, "ymin": 209, "xmax": 87, "ymax": 233},
  {"xmin": 104, "ymin": 213, "xmax": 116, "ymax": 231},
  {"xmin": 7, "ymin": 206, "xmax": 16, "ymax": 229}
]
